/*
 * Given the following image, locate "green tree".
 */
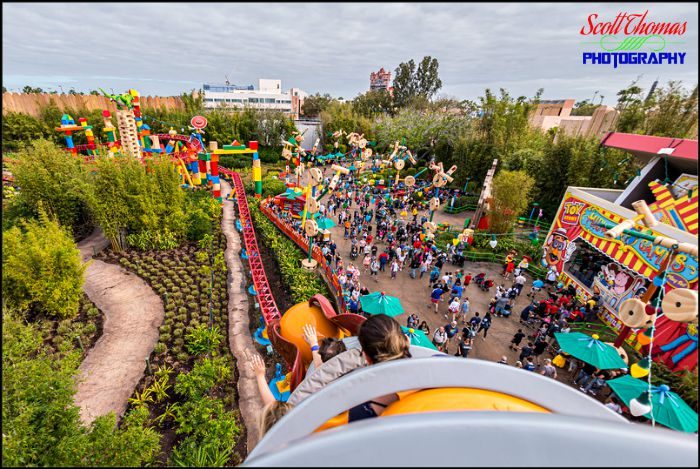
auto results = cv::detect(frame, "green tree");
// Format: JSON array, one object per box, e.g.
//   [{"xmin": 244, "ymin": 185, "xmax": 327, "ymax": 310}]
[
  {"xmin": 1, "ymin": 112, "xmax": 57, "ymax": 152},
  {"xmin": 302, "ymin": 92, "xmax": 334, "ymax": 117},
  {"xmin": 392, "ymin": 56, "xmax": 442, "ymax": 108},
  {"xmin": 642, "ymin": 81, "xmax": 698, "ymax": 138},
  {"xmin": 488, "ymin": 170, "xmax": 535, "ymax": 233},
  {"xmin": 570, "ymin": 99, "xmax": 599, "ymax": 116},
  {"xmin": 615, "ymin": 80, "xmax": 647, "ymax": 133},
  {"xmin": 2, "ymin": 209, "xmax": 86, "ymax": 319},
  {"xmin": 86, "ymin": 154, "xmax": 187, "ymax": 251},
  {"xmin": 6, "ymin": 139, "xmax": 93, "ymax": 237},
  {"xmin": 2, "ymin": 309, "xmax": 161, "ymax": 466},
  {"xmin": 352, "ymin": 89, "xmax": 395, "ymax": 117},
  {"xmin": 22, "ymin": 85, "xmax": 44, "ymax": 94},
  {"xmin": 181, "ymin": 89, "xmax": 205, "ymax": 115}
]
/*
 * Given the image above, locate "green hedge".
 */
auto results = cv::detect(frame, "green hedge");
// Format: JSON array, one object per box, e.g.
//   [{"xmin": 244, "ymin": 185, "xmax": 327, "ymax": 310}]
[{"xmin": 247, "ymin": 198, "xmax": 331, "ymax": 304}]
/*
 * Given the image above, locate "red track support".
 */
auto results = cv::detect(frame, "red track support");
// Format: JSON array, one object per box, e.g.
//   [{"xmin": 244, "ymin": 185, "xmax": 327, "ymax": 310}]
[{"xmin": 229, "ymin": 171, "xmax": 281, "ymax": 324}]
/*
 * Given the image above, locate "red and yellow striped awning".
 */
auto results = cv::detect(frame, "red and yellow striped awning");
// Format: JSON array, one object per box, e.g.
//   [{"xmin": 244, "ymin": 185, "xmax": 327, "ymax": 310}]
[{"xmin": 578, "ymin": 207, "xmax": 657, "ymax": 280}]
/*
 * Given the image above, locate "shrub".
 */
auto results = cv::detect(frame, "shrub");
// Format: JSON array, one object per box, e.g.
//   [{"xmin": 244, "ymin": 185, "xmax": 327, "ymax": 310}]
[
  {"xmin": 2, "ymin": 210, "xmax": 86, "ymax": 319},
  {"xmin": 154, "ymin": 342, "xmax": 167, "ymax": 355},
  {"xmin": 159, "ymin": 333, "xmax": 171, "ymax": 343},
  {"xmin": 176, "ymin": 352, "xmax": 189, "ymax": 363},
  {"xmin": 159, "ymin": 325, "xmax": 171, "ymax": 334},
  {"xmin": 185, "ymin": 325, "xmax": 223, "ymax": 356},
  {"xmin": 173, "ymin": 328, "xmax": 183, "ymax": 338}
]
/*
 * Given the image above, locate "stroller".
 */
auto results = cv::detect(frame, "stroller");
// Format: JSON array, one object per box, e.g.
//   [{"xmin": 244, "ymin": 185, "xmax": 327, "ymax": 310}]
[
  {"xmin": 474, "ymin": 273, "xmax": 486, "ymax": 287},
  {"xmin": 480, "ymin": 278, "xmax": 494, "ymax": 292},
  {"xmin": 350, "ymin": 245, "xmax": 359, "ymax": 260}
]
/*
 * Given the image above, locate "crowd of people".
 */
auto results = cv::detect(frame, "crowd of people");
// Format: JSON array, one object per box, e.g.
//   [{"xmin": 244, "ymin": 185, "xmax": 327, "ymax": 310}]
[{"xmin": 252, "ymin": 162, "xmax": 631, "ymax": 438}]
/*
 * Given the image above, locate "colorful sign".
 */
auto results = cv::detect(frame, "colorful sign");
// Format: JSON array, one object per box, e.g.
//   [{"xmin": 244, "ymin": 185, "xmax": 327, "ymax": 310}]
[
  {"xmin": 560, "ymin": 200, "xmax": 586, "ymax": 225},
  {"xmin": 545, "ymin": 193, "xmax": 698, "ymax": 289}
]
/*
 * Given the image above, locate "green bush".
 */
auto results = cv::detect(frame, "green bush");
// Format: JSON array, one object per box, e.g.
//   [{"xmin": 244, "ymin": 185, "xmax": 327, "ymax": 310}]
[
  {"xmin": 2, "ymin": 309, "xmax": 160, "ymax": 466},
  {"xmin": 2, "ymin": 210, "xmax": 85, "ymax": 319},
  {"xmin": 185, "ymin": 324, "xmax": 223, "ymax": 356},
  {"xmin": 5, "ymin": 139, "xmax": 93, "ymax": 238}
]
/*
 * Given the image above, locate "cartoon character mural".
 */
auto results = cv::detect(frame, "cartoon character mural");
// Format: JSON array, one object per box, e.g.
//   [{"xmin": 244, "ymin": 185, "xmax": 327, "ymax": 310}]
[
  {"xmin": 540, "ymin": 227, "xmax": 577, "ymax": 271},
  {"xmin": 594, "ymin": 263, "xmax": 647, "ymax": 312}
]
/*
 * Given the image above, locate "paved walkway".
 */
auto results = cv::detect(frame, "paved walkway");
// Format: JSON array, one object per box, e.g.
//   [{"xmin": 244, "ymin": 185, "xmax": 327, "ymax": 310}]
[
  {"xmin": 221, "ymin": 179, "xmax": 264, "ymax": 452},
  {"xmin": 74, "ymin": 229, "xmax": 164, "ymax": 426}
]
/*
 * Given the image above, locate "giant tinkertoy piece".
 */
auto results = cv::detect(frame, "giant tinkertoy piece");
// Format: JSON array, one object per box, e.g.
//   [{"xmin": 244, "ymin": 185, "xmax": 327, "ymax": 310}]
[{"xmin": 596, "ymin": 200, "xmax": 698, "ymax": 351}]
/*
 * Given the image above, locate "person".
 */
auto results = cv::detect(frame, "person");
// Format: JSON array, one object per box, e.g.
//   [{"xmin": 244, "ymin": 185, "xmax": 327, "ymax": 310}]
[
  {"xmin": 390, "ymin": 259, "xmax": 400, "ymax": 279},
  {"xmin": 494, "ymin": 295, "xmax": 510, "ymax": 317},
  {"xmin": 432, "ymin": 326, "xmax": 448, "ymax": 352},
  {"xmin": 605, "ymin": 396, "xmax": 623, "ymax": 414},
  {"xmin": 540, "ymin": 358, "xmax": 558, "ymax": 379},
  {"xmin": 580, "ymin": 372, "xmax": 607, "ymax": 395},
  {"xmin": 545, "ymin": 267, "xmax": 558, "ymax": 291},
  {"xmin": 463, "ymin": 272, "xmax": 472, "ymax": 286},
  {"xmin": 447, "ymin": 296, "xmax": 461, "ymax": 321},
  {"xmin": 533, "ymin": 335, "xmax": 548, "ymax": 365},
  {"xmin": 249, "ymin": 353, "xmax": 293, "ymax": 438},
  {"xmin": 528, "ymin": 279, "xmax": 545, "ymax": 298},
  {"xmin": 451, "ymin": 279, "xmax": 464, "ymax": 299},
  {"xmin": 370, "ymin": 257, "xmax": 379, "ymax": 280},
  {"xmin": 477, "ymin": 312, "xmax": 492, "ymax": 339},
  {"xmin": 523, "ymin": 357, "xmax": 537, "ymax": 371},
  {"xmin": 510, "ymin": 329, "xmax": 526, "ymax": 351},
  {"xmin": 519, "ymin": 342, "xmax": 534, "ymax": 363},
  {"xmin": 497, "ymin": 356, "xmax": 508, "ymax": 365},
  {"xmin": 455, "ymin": 335, "xmax": 472, "ymax": 358},
  {"xmin": 303, "ymin": 323, "xmax": 346, "ymax": 370},
  {"xmin": 460, "ymin": 297, "xmax": 470, "ymax": 324},
  {"xmin": 406, "ymin": 313, "xmax": 419, "ymax": 329},
  {"xmin": 513, "ymin": 272, "xmax": 527, "ymax": 296},
  {"xmin": 469, "ymin": 312, "xmax": 481, "ymax": 330},
  {"xmin": 514, "ymin": 360, "xmax": 523, "ymax": 369},
  {"xmin": 418, "ymin": 320, "xmax": 430, "ymax": 336},
  {"xmin": 430, "ymin": 285, "xmax": 445, "ymax": 314},
  {"xmin": 362, "ymin": 253, "xmax": 372, "ymax": 273},
  {"xmin": 574, "ymin": 362, "xmax": 598, "ymax": 386},
  {"xmin": 444, "ymin": 321, "xmax": 460, "ymax": 350}
]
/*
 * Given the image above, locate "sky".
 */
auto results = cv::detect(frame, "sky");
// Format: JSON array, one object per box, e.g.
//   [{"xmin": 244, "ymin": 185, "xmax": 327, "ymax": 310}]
[{"xmin": 2, "ymin": 2, "xmax": 698, "ymax": 105}]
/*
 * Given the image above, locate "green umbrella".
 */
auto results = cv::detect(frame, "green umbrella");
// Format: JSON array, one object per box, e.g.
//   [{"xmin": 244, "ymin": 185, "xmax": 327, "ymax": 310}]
[
  {"xmin": 401, "ymin": 326, "xmax": 438, "ymax": 350},
  {"xmin": 554, "ymin": 332, "xmax": 627, "ymax": 370},
  {"xmin": 359, "ymin": 292, "xmax": 404, "ymax": 317},
  {"xmin": 607, "ymin": 375, "xmax": 698, "ymax": 433},
  {"xmin": 315, "ymin": 217, "xmax": 336, "ymax": 230}
]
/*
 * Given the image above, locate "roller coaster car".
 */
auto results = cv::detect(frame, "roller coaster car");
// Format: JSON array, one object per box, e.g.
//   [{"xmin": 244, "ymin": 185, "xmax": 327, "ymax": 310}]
[
  {"xmin": 267, "ymin": 294, "xmax": 366, "ymax": 391},
  {"xmin": 244, "ymin": 356, "xmax": 698, "ymax": 467}
]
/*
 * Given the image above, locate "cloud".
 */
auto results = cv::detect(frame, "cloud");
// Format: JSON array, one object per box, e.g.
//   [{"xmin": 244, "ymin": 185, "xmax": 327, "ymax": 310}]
[{"xmin": 2, "ymin": 2, "xmax": 697, "ymax": 104}]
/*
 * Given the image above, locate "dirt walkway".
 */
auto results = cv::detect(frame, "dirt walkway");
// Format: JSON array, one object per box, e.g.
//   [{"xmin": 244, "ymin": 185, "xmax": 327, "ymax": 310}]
[
  {"xmin": 221, "ymin": 179, "xmax": 264, "ymax": 452},
  {"xmin": 74, "ymin": 229, "xmax": 164, "ymax": 426}
]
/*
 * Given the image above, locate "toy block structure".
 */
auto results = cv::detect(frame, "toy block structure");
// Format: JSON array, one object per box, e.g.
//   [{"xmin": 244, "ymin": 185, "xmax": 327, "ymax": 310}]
[
  {"xmin": 115, "ymin": 109, "xmax": 141, "ymax": 159},
  {"xmin": 201, "ymin": 140, "xmax": 260, "ymax": 200},
  {"xmin": 55, "ymin": 114, "xmax": 83, "ymax": 155},
  {"xmin": 101, "ymin": 110, "xmax": 119, "ymax": 154}
]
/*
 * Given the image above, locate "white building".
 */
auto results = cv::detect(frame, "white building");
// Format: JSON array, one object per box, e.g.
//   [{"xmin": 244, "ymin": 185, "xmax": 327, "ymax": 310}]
[{"xmin": 202, "ymin": 79, "xmax": 306, "ymax": 117}]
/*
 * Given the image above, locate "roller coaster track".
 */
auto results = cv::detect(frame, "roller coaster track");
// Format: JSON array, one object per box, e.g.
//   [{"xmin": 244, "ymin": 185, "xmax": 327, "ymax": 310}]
[{"xmin": 225, "ymin": 168, "xmax": 281, "ymax": 324}]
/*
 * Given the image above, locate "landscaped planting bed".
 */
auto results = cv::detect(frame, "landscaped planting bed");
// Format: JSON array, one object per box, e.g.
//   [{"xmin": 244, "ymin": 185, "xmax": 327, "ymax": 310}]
[
  {"xmin": 34, "ymin": 292, "xmax": 104, "ymax": 360},
  {"xmin": 96, "ymin": 216, "xmax": 244, "ymax": 466}
]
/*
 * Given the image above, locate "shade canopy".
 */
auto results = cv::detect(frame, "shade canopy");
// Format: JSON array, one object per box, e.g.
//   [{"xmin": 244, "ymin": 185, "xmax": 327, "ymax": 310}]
[
  {"xmin": 607, "ymin": 375, "xmax": 698, "ymax": 433},
  {"xmin": 359, "ymin": 292, "xmax": 405, "ymax": 317},
  {"xmin": 401, "ymin": 326, "xmax": 438, "ymax": 350},
  {"xmin": 554, "ymin": 332, "xmax": 628, "ymax": 370},
  {"xmin": 315, "ymin": 217, "xmax": 336, "ymax": 230}
]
